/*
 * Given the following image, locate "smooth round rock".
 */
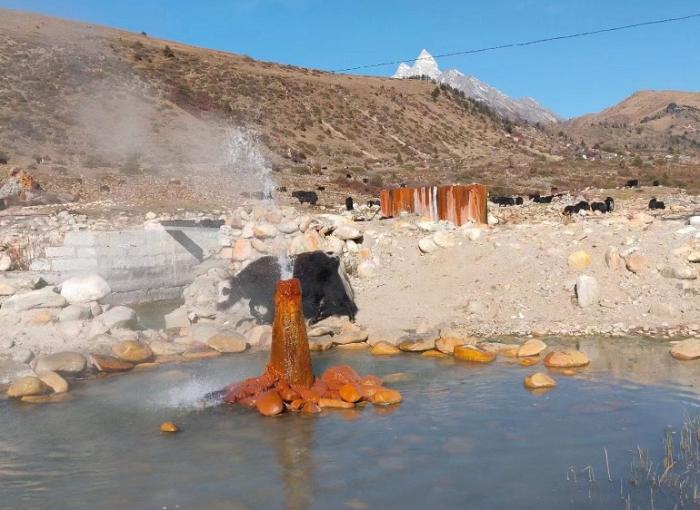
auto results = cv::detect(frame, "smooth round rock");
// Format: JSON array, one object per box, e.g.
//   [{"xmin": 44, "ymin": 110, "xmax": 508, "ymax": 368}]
[
  {"xmin": 38, "ymin": 371, "xmax": 69, "ymax": 394},
  {"xmin": 112, "ymin": 341, "xmax": 154, "ymax": 363},
  {"xmin": 333, "ymin": 225, "xmax": 362, "ymax": 241},
  {"xmin": 160, "ymin": 421, "xmax": 179, "ymax": 433},
  {"xmin": 544, "ymin": 350, "xmax": 590, "ymax": 368},
  {"xmin": 60, "ymin": 274, "xmax": 111, "ymax": 304},
  {"xmin": 418, "ymin": 237, "xmax": 437, "ymax": 254},
  {"xmin": 370, "ymin": 341, "xmax": 400, "ymax": 355},
  {"xmin": 207, "ymin": 333, "xmax": 248, "ymax": 353},
  {"xmin": 517, "ymin": 339, "xmax": 547, "ymax": 357},
  {"xmin": 567, "ymin": 250, "xmax": 591, "ymax": 270},
  {"xmin": 370, "ymin": 388, "xmax": 403, "ymax": 406},
  {"xmin": 524, "ymin": 372, "xmax": 557, "ymax": 389},
  {"xmin": 319, "ymin": 398, "xmax": 354, "ymax": 409},
  {"xmin": 339, "ymin": 383, "xmax": 362, "ymax": 403},
  {"xmin": 91, "ymin": 354, "xmax": 134, "ymax": 372},
  {"xmin": 453, "ymin": 345, "xmax": 496, "ymax": 363},
  {"xmin": 7, "ymin": 376, "xmax": 51, "ymax": 398},
  {"xmin": 625, "ymin": 253, "xmax": 645, "ymax": 273},
  {"xmin": 670, "ymin": 338, "xmax": 700, "ymax": 361},
  {"xmin": 256, "ymin": 390, "xmax": 284, "ymax": 416},
  {"xmin": 34, "ymin": 352, "xmax": 87, "ymax": 374}
]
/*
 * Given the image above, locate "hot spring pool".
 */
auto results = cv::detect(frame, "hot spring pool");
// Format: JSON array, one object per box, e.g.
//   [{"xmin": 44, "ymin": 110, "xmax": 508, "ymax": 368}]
[{"xmin": 1, "ymin": 337, "xmax": 700, "ymax": 509}]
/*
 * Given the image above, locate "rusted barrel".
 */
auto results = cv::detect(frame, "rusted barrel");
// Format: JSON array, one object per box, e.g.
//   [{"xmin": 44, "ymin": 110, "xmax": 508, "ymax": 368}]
[{"xmin": 380, "ymin": 184, "xmax": 487, "ymax": 225}]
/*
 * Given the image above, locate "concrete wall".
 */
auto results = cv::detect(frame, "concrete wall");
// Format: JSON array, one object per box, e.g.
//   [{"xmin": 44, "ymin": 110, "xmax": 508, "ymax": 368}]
[{"xmin": 30, "ymin": 225, "xmax": 220, "ymax": 304}]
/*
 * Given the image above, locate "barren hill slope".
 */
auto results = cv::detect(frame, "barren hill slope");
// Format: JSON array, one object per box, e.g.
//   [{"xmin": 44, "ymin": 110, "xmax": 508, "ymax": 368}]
[
  {"xmin": 563, "ymin": 90, "xmax": 700, "ymax": 155},
  {"xmin": 0, "ymin": 9, "xmax": 698, "ymax": 204}
]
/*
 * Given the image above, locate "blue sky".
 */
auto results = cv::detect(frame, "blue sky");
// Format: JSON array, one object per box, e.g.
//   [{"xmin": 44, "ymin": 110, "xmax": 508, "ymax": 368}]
[{"xmin": 1, "ymin": 0, "xmax": 698, "ymax": 118}]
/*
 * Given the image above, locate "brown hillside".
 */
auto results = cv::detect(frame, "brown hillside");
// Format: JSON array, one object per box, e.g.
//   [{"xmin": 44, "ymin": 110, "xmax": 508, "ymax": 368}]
[{"xmin": 0, "ymin": 9, "xmax": 698, "ymax": 205}]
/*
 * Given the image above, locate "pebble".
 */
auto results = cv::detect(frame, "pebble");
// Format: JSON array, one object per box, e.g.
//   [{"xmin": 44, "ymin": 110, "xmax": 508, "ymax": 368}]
[
  {"xmin": 160, "ymin": 421, "xmax": 179, "ymax": 433},
  {"xmin": 517, "ymin": 339, "xmax": 547, "ymax": 357},
  {"xmin": 370, "ymin": 388, "xmax": 403, "ymax": 406}
]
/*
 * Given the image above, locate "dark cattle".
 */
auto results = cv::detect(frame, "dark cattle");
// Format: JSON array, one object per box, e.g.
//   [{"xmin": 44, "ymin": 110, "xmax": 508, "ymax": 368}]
[
  {"xmin": 346, "ymin": 173, "xmax": 352, "ymax": 180},
  {"xmin": 218, "ymin": 252, "xmax": 357, "ymax": 325},
  {"xmin": 291, "ymin": 191, "xmax": 319, "ymax": 205},
  {"xmin": 576, "ymin": 200, "xmax": 590, "ymax": 211},
  {"xmin": 563, "ymin": 205, "xmax": 578, "ymax": 215},
  {"xmin": 345, "ymin": 197, "xmax": 354, "ymax": 211},
  {"xmin": 605, "ymin": 197, "xmax": 614, "ymax": 212},
  {"xmin": 563, "ymin": 201, "xmax": 591, "ymax": 215},
  {"xmin": 367, "ymin": 199, "xmax": 381, "ymax": 207},
  {"xmin": 537, "ymin": 195, "xmax": 554, "ymax": 204},
  {"xmin": 528, "ymin": 193, "xmax": 540, "ymax": 201},
  {"xmin": 399, "ymin": 183, "xmax": 406, "ymax": 188},
  {"xmin": 490, "ymin": 196, "xmax": 516, "ymax": 207},
  {"xmin": 0, "ymin": 157, "xmax": 8, "ymax": 165},
  {"xmin": 653, "ymin": 180, "xmax": 660, "ymax": 187},
  {"xmin": 362, "ymin": 178, "xmax": 369, "ymax": 184},
  {"xmin": 626, "ymin": 179, "xmax": 639, "ymax": 188},
  {"xmin": 317, "ymin": 186, "xmax": 326, "ymax": 191},
  {"xmin": 591, "ymin": 202, "xmax": 607, "ymax": 213},
  {"xmin": 515, "ymin": 197, "xmax": 524, "ymax": 205},
  {"xmin": 648, "ymin": 198, "xmax": 666, "ymax": 210}
]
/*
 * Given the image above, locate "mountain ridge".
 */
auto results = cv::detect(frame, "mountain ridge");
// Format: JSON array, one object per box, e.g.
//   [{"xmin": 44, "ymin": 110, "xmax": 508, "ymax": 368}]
[{"xmin": 392, "ymin": 49, "xmax": 561, "ymax": 125}]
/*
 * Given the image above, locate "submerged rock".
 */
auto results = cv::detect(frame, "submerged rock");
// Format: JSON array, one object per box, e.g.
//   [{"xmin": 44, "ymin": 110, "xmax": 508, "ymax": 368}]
[
  {"xmin": 370, "ymin": 388, "xmax": 402, "ymax": 406},
  {"xmin": 370, "ymin": 341, "xmax": 400, "ymax": 355},
  {"xmin": 453, "ymin": 345, "xmax": 496, "ymax": 363},
  {"xmin": 517, "ymin": 339, "xmax": 547, "ymax": 357},
  {"xmin": 523, "ymin": 372, "xmax": 556, "ymax": 390},
  {"xmin": 544, "ymin": 350, "xmax": 590, "ymax": 368},
  {"xmin": 7, "ymin": 376, "xmax": 51, "ymax": 398},
  {"xmin": 670, "ymin": 338, "xmax": 700, "ymax": 361},
  {"xmin": 160, "ymin": 421, "xmax": 179, "ymax": 433},
  {"xmin": 256, "ymin": 390, "xmax": 285, "ymax": 416}
]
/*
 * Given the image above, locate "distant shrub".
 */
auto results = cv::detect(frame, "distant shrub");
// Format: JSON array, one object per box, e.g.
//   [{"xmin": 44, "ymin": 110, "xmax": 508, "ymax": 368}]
[
  {"xmin": 631, "ymin": 155, "xmax": 644, "ymax": 168},
  {"xmin": 163, "ymin": 45, "xmax": 175, "ymax": 58},
  {"xmin": 431, "ymin": 87, "xmax": 441, "ymax": 101}
]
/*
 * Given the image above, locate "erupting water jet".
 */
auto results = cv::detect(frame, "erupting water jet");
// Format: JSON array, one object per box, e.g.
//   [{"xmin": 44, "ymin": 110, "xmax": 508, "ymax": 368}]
[{"xmin": 220, "ymin": 278, "xmax": 400, "ymax": 416}]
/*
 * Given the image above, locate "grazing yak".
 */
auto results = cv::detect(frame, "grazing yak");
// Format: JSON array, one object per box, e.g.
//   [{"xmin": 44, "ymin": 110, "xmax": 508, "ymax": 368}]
[
  {"xmin": 291, "ymin": 190, "xmax": 319, "ymax": 205},
  {"xmin": 345, "ymin": 197, "xmax": 354, "ymax": 211},
  {"xmin": 217, "ymin": 252, "xmax": 357, "ymax": 325},
  {"xmin": 490, "ymin": 195, "xmax": 523, "ymax": 207},
  {"xmin": 649, "ymin": 198, "xmax": 666, "ymax": 210},
  {"xmin": 626, "ymin": 179, "xmax": 639, "ymax": 188}
]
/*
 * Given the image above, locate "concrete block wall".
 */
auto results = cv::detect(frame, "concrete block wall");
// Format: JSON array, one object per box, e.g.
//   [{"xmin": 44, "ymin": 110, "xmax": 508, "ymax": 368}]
[{"xmin": 30, "ymin": 226, "xmax": 220, "ymax": 304}]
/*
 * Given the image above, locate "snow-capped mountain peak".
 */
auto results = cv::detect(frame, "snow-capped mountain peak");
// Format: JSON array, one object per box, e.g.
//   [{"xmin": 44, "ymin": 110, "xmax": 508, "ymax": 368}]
[
  {"xmin": 392, "ymin": 49, "xmax": 441, "ymax": 80},
  {"xmin": 392, "ymin": 49, "xmax": 561, "ymax": 124}
]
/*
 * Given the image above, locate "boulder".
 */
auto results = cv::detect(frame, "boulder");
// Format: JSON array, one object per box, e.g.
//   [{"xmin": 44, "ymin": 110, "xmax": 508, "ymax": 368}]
[
  {"xmin": 370, "ymin": 341, "xmax": 400, "ymax": 355},
  {"xmin": 418, "ymin": 237, "xmax": 437, "ymax": 254},
  {"xmin": 453, "ymin": 345, "xmax": 496, "ymax": 363},
  {"xmin": 207, "ymin": 333, "xmax": 248, "ymax": 353},
  {"xmin": 670, "ymin": 338, "xmax": 700, "ymax": 360},
  {"xmin": 58, "ymin": 304, "xmax": 92, "ymax": 322},
  {"xmin": 99, "ymin": 306, "xmax": 138, "ymax": 330},
  {"xmin": 333, "ymin": 325, "xmax": 369, "ymax": 345},
  {"xmin": 625, "ymin": 253, "xmax": 645, "ymax": 273},
  {"xmin": 575, "ymin": 275, "xmax": 600, "ymax": 307},
  {"xmin": 38, "ymin": 371, "xmax": 69, "ymax": 394},
  {"xmin": 604, "ymin": 247, "xmax": 623, "ymax": 270},
  {"xmin": 60, "ymin": 274, "xmax": 111, "ymax": 304},
  {"xmin": 567, "ymin": 250, "xmax": 591, "ymax": 270},
  {"xmin": 91, "ymin": 354, "xmax": 134, "ymax": 372},
  {"xmin": 7, "ymin": 376, "xmax": 51, "ymax": 398},
  {"xmin": 2, "ymin": 287, "xmax": 67, "ymax": 312},
  {"xmin": 333, "ymin": 225, "xmax": 362, "ymax": 241},
  {"xmin": 232, "ymin": 239, "xmax": 253, "ymax": 262},
  {"xmin": 253, "ymin": 223, "xmax": 278, "ymax": 239},
  {"xmin": 339, "ymin": 383, "xmax": 362, "ymax": 403},
  {"xmin": 517, "ymin": 339, "xmax": 547, "ymax": 357},
  {"xmin": 34, "ymin": 352, "xmax": 87, "ymax": 375},
  {"xmin": 398, "ymin": 334, "xmax": 436, "ymax": 352},
  {"xmin": 370, "ymin": 388, "xmax": 402, "ymax": 406},
  {"xmin": 112, "ymin": 340, "xmax": 154, "ymax": 363},
  {"xmin": 544, "ymin": 350, "xmax": 590, "ymax": 368},
  {"xmin": 0, "ymin": 254, "xmax": 11, "ymax": 271},
  {"xmin": 433, "ymin": 231, "xmax": 456, "ymax": 248},
  {"xmin": 256, "ymin": 390, "xmax": 284, "ymax": 416},
  {"xmin": 523, "ymin": 372, "xmax": 556, "ymax": 390}
]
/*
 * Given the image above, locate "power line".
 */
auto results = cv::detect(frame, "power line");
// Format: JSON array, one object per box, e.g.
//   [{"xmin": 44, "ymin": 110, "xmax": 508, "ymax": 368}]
[{"xmin": 331, "ymin": 12, "xmax": 700, "ymax": 74}]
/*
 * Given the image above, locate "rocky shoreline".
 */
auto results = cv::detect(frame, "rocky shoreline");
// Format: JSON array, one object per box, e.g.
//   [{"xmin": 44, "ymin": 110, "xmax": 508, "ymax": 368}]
[{"xmin": 1, "ymin": 184, "xmax": 700, "ymax": 399}]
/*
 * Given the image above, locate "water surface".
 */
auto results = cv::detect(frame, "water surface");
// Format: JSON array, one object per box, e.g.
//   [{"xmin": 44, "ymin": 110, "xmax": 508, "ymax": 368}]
[{"xmin": 1, "ymin": 337, "xmax": 699, "ymax": 510}]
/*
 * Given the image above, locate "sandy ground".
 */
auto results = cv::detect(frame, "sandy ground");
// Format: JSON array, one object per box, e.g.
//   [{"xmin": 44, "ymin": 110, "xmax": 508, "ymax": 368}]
[{"xmin": 351, "ymin": 190, "xmax": 700, "ymax": 340}]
